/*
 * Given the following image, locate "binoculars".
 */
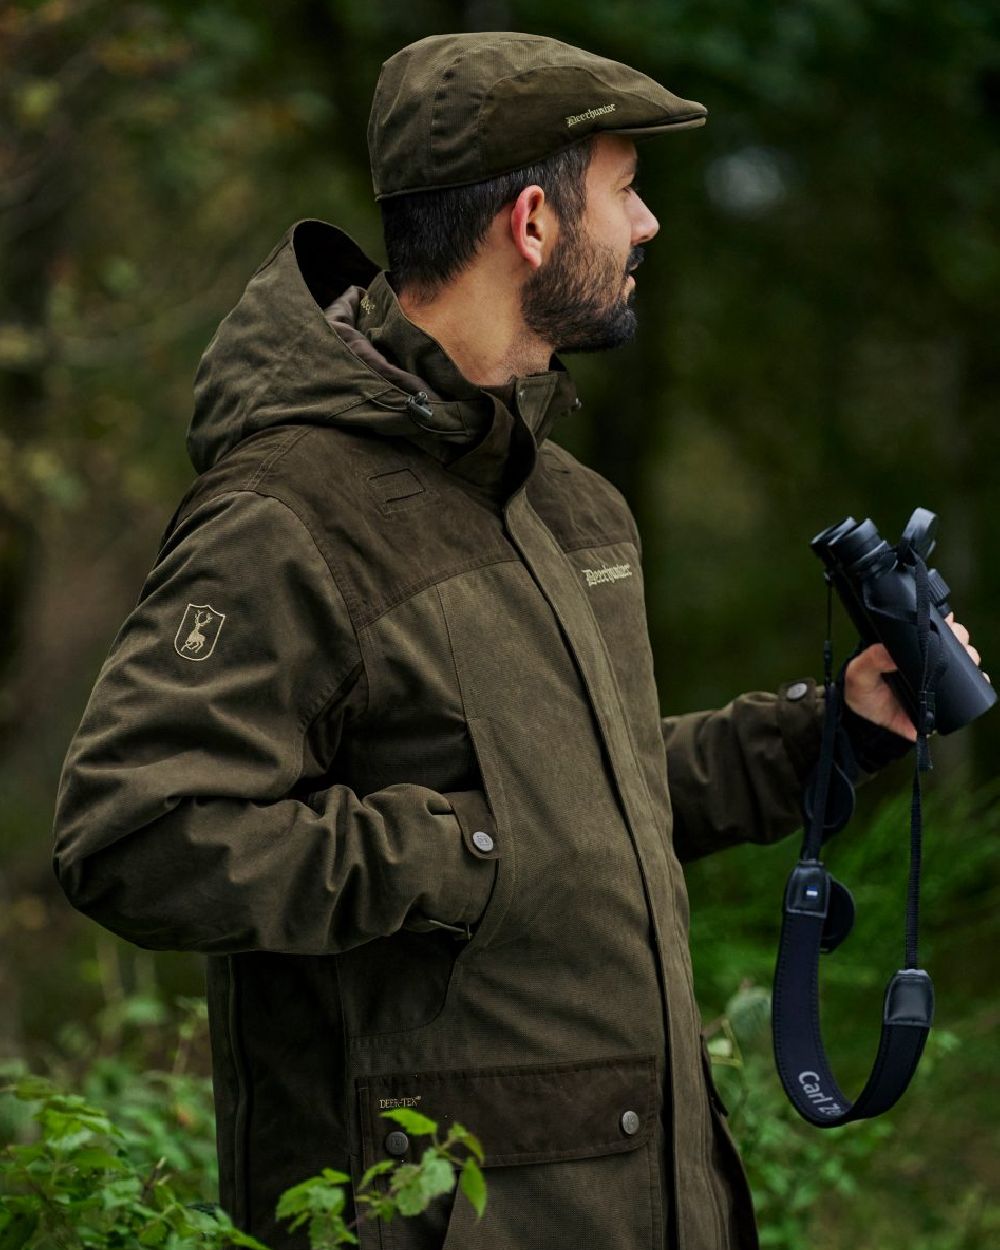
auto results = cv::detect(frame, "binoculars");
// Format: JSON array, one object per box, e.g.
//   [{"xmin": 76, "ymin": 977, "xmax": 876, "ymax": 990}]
[{"xmin": 811, "ymin": 508, "xmax": 996, "ymax": 736}]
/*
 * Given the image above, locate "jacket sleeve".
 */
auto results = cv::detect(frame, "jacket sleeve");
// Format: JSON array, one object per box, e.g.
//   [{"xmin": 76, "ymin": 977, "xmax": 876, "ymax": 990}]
[
  {"xmin": 51, "ymin": 488, "xmax": 497, "ymax": 955},
  {"xmin": 661, "ymin": 678, "xmax": 826, "ymax": 864}
]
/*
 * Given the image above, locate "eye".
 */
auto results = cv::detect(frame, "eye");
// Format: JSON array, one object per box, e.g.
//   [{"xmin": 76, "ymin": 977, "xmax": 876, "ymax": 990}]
[{"xmin": 624, "ymin": 178, "xmax": 643, "ymax": 197}]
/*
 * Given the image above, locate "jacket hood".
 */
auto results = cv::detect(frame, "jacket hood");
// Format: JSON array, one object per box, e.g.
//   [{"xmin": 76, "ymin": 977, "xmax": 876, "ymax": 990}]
[{"xmin": 187, "ymin": 219, "xmax": 579, "ymax": 480}]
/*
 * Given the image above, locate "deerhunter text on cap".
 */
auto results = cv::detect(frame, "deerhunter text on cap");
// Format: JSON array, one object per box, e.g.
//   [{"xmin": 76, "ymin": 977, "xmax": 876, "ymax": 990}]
[{"xmin": 368, "ymin": 31, "xmax": 708, "ymax": 200}]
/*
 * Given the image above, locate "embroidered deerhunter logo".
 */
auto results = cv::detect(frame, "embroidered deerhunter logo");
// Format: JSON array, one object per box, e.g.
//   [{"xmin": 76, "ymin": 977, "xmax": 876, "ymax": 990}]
[
  {"xmin": 378, "ymin": 1095, "xmax": 422, "ymax": 1110},
  {"xmin": 360, "ymin": 294, "xmax": 375, "ymax": 314},
  {"xmin": 566, "ymin": 102, "xmax": 616, "ymax": 127},
  {"xmin": 174, "ymin": 603, "xmax": 225, "ymax": 661},
  {"xmin": 581, "ymin": 562, "xmax": 633, "ymax": 588}
]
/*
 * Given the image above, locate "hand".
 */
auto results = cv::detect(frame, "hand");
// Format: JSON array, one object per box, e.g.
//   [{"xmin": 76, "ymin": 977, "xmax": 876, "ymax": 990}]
[{"xmin": 843, "ymin": 613, "xmax": 988, "ymax": 742}]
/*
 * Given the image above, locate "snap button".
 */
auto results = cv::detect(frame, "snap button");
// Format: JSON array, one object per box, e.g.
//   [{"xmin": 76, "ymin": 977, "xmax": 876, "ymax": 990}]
[
  {"xmin": 620, "ymin": 1110, "xmax": 641, "ymax": 1136},
  {"xmin": 472, "ymin": 830, "xmax": 495, "ymax": 853},
  {"xmin": 384, "ymin": 1130, "xmax": 409, "ymax": 1157},
  {"xmin": 786, "ymin": 681, "xmax": 809, "ymax": 701}
]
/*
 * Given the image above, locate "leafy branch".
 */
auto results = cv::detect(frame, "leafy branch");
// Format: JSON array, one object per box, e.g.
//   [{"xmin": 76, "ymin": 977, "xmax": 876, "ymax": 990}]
[
  {"xmin": 274, "ymin": 1106, "xmax": 486, "ymax": 1249},
  {"xmin": 0, "ymin": 1075, "xmax": 486, "ymax": 1250}
]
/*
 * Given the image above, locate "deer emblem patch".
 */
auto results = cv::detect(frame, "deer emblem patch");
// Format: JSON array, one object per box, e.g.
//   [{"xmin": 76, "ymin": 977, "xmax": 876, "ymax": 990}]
[{"xmin": 174, "ymin": 603, "xmax": 225, "ymax": 661}]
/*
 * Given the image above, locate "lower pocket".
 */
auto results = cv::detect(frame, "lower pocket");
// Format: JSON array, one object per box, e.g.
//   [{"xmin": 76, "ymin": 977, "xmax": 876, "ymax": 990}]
[
  {"xmin": 438, "ymin": 1140, "xmax": 662, "ymax": 1250},
  {"xmin": 355, "ymin": 1053, "xmax": 663, "ymax": 1250}
]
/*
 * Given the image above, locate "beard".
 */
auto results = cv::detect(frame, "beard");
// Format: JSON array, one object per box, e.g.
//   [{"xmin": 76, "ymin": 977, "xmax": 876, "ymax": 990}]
[{"xmin": 520, "ymin": 223, "xmax": 643, "ymax": 355}]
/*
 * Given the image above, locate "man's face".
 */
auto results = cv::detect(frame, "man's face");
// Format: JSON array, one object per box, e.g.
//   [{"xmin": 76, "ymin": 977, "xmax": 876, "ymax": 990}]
[{"xmin": 520, "ymin": 134, "xmax": 660, "ymax": 354}]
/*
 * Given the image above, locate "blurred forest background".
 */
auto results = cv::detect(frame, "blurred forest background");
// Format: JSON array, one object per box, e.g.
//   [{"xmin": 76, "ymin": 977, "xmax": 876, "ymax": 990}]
[{"xmin": 1, "ymin": 1, "xmax": 998, "ymax": 1247}]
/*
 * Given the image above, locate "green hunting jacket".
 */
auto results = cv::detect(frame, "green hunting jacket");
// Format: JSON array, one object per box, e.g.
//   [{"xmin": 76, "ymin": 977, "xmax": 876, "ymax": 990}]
[{"xmin": 52, "ymin": 219, "xmax": 829, "ymax": 1250}]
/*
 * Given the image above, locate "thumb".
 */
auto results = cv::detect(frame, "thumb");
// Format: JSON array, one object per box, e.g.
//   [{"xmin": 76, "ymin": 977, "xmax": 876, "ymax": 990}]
[{"xmin": 860, "ymin": 642, "xmax": 898, "ymax": 674}]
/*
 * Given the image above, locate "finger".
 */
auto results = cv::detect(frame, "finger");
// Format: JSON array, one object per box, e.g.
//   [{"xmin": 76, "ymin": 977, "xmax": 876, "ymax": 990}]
[
  {"xmin": 948, "ymin": 618, "xmax": 971, "ymax": 646},
  {"xmin": 891, "ymin": 712, "xmax": 918, "ymax": 742},
  {"xmin": 985, "ymin": 672, "xmax": 992, "ymax": 685},
  {"xmin": 967, "ymin": 644, "xmax": 981, "ymax": 666}
]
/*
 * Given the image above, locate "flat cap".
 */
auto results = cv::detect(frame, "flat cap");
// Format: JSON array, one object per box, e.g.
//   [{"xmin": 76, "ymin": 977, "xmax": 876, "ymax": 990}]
[{"xmin": 368, "ymin": 32, "xmax": 707, "ymax": 200}]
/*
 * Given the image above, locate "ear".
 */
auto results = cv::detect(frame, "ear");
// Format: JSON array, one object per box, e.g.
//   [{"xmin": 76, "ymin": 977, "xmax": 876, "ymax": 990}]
[{"xmin": 508, "ymin": 185, "xmax": 549, "ymax": 271}]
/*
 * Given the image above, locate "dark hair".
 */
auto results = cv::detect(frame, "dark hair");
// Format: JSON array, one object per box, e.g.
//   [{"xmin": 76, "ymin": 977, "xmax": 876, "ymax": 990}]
[{"xmin": 379, "ymin": 137, "xmax": 594, "ymax": 299}]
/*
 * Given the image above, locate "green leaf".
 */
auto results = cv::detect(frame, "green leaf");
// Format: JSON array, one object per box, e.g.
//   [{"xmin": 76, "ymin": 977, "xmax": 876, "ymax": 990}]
[
  {"xmin": 359, "ymin": 1159, "xmax": 394, "ymax": 1188},
  {"xmin": 380, "ymin": 1107, "xmax": 438, "ymax": 1136},
  {"xmin": 393, "ymin": 1172, "xmax": 428, "ymax": 1218},
  {"xmin": 417, "ymin": 1152, "xmax": 455, "ymax": 1202},
  {"xmin": 226, "ymin": 1231, "xmax": 273, "ymax": 1250},
  {"xmin": 387, "ymin": 1162, "xmax": 420, "ymax": 1194},
  {"xmin": 275, "ymin": 1176, "xmax": 325, "ymax": 1218},
  {"xmin": 7, "ymin": 1075, "xmax": 57, "ymax": 1102},
  {"xmin": 459, "ymin": 1157, "xmax": 487, "ymax": 1219},
  {"xmin": 307, "ymin": 1186, "xmax": 346, "ymax": 1217},
  {"xmin": 47, "ymin": 1126, "xmax": 97, "ymax": 1151},
  {"xmin": 450, "ymin": 1123, "xmax": 485, "ymax": 1164},
  {"xmin": 72, "ymin": 1147, "xmax": 129, "ymax": 1172},
  {"xmin": 357, "ymin": 1191, "xmax": 395, "ymax": 1222}
]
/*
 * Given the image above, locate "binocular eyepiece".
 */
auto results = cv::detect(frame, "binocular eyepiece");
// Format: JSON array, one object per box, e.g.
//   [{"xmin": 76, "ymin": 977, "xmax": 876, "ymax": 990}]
[{"xmin": 811, "ymin": 508, "xmax": 995, "ymax": 736}]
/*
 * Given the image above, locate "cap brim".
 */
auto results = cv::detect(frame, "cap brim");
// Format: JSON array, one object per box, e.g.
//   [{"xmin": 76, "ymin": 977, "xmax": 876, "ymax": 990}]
[{"xmin": 610, "ymin": 113, "xmax": 708, "ymax": 137}]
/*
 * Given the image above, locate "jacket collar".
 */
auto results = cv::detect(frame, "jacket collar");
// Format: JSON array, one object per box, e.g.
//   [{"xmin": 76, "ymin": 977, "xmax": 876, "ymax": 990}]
[
  {"xmin": 357, "ymin": 270, "xmax": 580, "ymax": 498},
  {"xmin": 190, "ymin": 216, "xmax": 581, "ymax": 497}
]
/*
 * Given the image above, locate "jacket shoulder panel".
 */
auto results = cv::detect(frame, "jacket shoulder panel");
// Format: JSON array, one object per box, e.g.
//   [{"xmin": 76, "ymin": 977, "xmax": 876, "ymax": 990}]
[
  {"xmin": 213, "ymin": 423, "xmax": 518, "ymax": 631},
  {"xmin": 530, "ymin": 441, "xmax": 641, "ymax": 555}
]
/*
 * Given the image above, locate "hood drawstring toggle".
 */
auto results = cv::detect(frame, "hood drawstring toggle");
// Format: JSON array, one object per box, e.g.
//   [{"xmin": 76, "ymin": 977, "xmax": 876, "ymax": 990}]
[{"xmin": 407, "ymin": 391, "xmax": 434, "ymax": 422}]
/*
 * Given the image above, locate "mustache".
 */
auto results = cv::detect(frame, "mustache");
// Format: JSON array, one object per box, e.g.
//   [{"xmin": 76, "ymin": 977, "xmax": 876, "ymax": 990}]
[{"xmin": 626, "ymin": 247, "xmax": 645, "ymax": 275}]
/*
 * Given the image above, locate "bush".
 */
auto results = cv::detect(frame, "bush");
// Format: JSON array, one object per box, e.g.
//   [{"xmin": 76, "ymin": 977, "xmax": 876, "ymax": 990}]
[{"xmin": 0, "ymin": 994, "xmax": 485, "ymax": 1249}]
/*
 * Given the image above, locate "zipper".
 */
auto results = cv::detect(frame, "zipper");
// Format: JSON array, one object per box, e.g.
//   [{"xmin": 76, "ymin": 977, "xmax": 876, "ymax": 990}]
[{"xmin": 506, "ymin": 498, "xmax": 731, "ymax": 1247}]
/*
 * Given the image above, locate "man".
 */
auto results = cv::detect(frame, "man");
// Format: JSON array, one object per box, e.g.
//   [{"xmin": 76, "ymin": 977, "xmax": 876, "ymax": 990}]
[{"xmin": 51, "ymin": 32, "xmax": 981, "ymax": 1250}]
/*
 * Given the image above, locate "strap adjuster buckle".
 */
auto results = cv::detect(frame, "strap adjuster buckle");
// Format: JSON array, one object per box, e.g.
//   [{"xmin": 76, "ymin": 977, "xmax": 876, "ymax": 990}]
[{"xmin": 784, "ymin": 862, "xmax": 830, "ymax": 918}]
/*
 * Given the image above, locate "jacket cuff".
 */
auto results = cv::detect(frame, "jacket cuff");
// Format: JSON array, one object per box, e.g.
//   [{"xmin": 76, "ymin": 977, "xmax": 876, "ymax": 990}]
[
  {"xmin": 775, "ymin": 677, "xmax": 826, "ymax": 785},
  {"xmin": 839, "ymin": 702, "xmax": 915, "ymax": 775},
  {"xmin": 441, "ymin": 789, "xmax": 500, "ymax": 928}
]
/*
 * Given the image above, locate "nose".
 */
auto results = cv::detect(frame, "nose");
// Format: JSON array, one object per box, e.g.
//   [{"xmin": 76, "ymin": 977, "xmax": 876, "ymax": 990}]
[{"xmin": 631, "ymin": 195, "xmax": 659, "ymax": 246}]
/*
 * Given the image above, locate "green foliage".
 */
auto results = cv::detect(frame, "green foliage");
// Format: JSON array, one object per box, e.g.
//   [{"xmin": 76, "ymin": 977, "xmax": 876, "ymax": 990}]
[
  {"xmin": 706, "ymin": 986, "xmax": 894, "ymax": 1249},
  {"xmin": 273, "ymin": 1113, "xmax": 486, "ymax": 1247},
  {"xmin": 19, "ymin": 986, "xmax": 223, "ymax": 1201},
  {"xmin": 0, "ymin": 987, "xmax": 239, "ymax": 1250},
  {"xmin": 0, "ymin": 996, "xmax": 487, "ymax": 1249},
  {"xmin": 692, "ymin": 777, "xmax": 1000, "ymax": 1250},
  {"xmin": 707, "ymin": 982, "xmax": 999, "ymax": 1250},
  {"xmin": 0, "ymin": 1070, "xmax": 267, "ymax": 1250}
]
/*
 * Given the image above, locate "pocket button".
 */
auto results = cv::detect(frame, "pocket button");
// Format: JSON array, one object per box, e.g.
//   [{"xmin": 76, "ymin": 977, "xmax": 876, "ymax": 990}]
[
  {"xmin": 620, "ymin": 1109, "xmax": 641, "ymax": 1136},
  {"xmin": 472, "ymin": 830, "xmax": 495, "ymax": 853},
  {"xmin": 384, "ymin": 1131, "xmax": 409, "ymax": 1157}
]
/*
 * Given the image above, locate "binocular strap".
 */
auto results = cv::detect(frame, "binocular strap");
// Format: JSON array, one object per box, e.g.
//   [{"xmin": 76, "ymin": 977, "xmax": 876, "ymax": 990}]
[
  {"xmin": 771, "ymin": 564, "xmax": 939, "ymax": 1126},
  {"xmin": 772, "ymin": 863, "xmax": 933, "ymax": 1126}
]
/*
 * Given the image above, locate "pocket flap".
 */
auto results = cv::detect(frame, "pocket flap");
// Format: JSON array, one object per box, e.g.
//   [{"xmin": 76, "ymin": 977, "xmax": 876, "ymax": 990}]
[{"xmin": 357, "ymin": 1053, "xmax": 660, "ymax": 1169}]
